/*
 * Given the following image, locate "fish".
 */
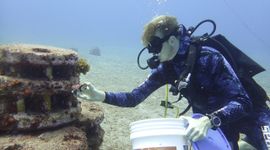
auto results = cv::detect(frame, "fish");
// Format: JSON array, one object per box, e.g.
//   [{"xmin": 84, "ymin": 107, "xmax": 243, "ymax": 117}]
[{"xmin": 89, "ymin": 47, "xmax": 101, "ymax": 56}]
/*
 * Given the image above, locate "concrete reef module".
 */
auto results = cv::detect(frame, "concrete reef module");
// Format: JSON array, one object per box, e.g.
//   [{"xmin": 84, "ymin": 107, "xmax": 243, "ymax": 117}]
[{"xmin": 0, "ymin": 44, "xmax": 90, "ymax": 132}]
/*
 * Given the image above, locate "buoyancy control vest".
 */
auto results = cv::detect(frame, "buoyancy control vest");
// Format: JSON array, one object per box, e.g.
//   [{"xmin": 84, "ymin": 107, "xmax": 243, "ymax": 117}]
[
  {"xmin": 164, "ymin": 20, "xmax": 269, "ymax": 116},
  {"xmin": 198, "ymin": 34, "xmax": 269, "ymax": 106}
]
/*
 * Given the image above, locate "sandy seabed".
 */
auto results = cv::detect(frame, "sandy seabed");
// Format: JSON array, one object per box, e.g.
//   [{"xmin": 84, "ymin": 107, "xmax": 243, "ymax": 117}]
[
  {"xmin": 80, "ymin": 54, "xmax": 270, "ymax": 150},
  {"xmin": 79, "ymin": 55, "xmax": 191, "ymax": 150}
]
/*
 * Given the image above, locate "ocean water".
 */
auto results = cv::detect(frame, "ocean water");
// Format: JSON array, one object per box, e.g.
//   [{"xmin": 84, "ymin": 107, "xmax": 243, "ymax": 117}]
[
  {"xmin": 1, "ymin": 0, "xmax": 269, "ymax": 83},
  {"xmin": 1, "ymin": 0, "xmax": 270, "ymax": 149}
]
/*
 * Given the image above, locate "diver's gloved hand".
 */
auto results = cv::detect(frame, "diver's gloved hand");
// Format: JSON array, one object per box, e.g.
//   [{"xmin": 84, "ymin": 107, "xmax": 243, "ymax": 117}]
[
  {"xmin": 72, "ymin": 82, "xmax": 105, "ymax": 102},
  {"xmin": 179, "ymin": 115, "xmax": 212, "ymax": 142}
]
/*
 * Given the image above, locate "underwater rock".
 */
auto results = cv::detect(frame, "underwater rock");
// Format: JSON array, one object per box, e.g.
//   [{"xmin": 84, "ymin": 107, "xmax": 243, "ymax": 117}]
[
  {"xmin": 77, "ymin": 101, "xmax": 105, "ymax": 149},
  {"xmin": 0, "ymin": 126, "xmax": 88, "ymax": 150},
  {"xmin": 70, "ymin": 47, "xmax": 78, "ymax": 52},
  {"xmin": 0, "ymin": 101, "xmax": 105, "ymax": 150},
  {"xmin": 89, "ymin": 47, "xmax": 101, "ymax": 56}
]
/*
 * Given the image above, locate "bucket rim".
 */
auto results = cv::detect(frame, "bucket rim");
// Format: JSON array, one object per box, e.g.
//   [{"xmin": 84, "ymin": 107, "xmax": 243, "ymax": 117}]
[{"xmin": 130, "ymin": 118, "xmax": 187, "ymax": 127}]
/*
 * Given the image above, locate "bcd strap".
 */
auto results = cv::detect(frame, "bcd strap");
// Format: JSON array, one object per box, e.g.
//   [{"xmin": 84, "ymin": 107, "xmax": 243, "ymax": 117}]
[
  {"xmin": 170, "ymin": 43, "xmax": 199, "ymax": 99},
  {"xmin": 161, "ymin": 43, "xmax": 199, "ymax": 116}
]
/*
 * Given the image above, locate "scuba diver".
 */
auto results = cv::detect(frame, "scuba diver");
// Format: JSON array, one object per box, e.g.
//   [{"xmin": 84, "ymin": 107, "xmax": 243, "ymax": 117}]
[{"xmin": 73, "ymin": 16, "xmax": 270, "ymax": 150}]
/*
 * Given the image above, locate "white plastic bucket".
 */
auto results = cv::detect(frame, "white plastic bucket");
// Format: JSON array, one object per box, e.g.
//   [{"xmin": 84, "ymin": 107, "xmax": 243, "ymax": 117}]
[{"xmin": 130, "ymin": 118, "xmax": 189, "ymax": 150}]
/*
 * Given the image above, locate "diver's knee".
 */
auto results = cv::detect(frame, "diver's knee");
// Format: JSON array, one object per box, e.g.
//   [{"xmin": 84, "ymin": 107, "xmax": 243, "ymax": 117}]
[{"xmin": 238, "ymin": 140, "xmax": 257, "ymax": 150}]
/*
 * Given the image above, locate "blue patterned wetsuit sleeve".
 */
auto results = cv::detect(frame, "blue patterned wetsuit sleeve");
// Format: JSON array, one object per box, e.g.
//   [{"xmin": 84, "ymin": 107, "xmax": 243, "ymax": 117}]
[
  {"xmin": 207, "ymin": 51, "xmax": 253, "ymax": 124},
  {"xmin": 104, "ymin": 67, "xmax": 168, "ymax": 107}
]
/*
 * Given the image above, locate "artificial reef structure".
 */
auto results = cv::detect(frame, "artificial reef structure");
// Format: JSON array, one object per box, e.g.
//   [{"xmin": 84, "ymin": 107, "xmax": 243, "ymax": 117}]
[{"xmin": 0, "ymin": 44, "xmax": 104, "ymax": 149}]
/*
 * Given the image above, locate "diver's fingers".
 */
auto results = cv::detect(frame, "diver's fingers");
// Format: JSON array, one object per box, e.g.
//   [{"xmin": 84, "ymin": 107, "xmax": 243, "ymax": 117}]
[
  {"xmin": 185, "ymin": 125, "xmax": 194, "ymax": 139},
  {"xmin": 78, "ymin": 84, "xmax": 90, "ymax": 92},
  {"xmin": 82, "ymin": 82, "xmax": 95, "ymax": 91},
  {"xmin": 179, "ymin": 116, "xmax": 192, "ymax": 122},
  {"xmin": 192, "ymin": 134, "xmax": 200, "ymax": 142},
  {"xmin": 76, "ymin": 93, "xmax": 85, "ymax": 100},
  {"xmin": 189, "ymin": 128, "xmax": 199, "ymax": 141},
  {"xmin": 84, "ymin": 82, "xmax": 93, "ymax": 86},
  {"xmin": 77, "ymin": 92, "xmax": 92, "ymax": 101}
]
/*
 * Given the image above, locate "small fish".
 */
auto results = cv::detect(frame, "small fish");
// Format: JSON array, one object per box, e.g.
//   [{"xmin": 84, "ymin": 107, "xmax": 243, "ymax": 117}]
[{"xmin": 89, "ymin": 47, "xmax": 101, "ymax": 56}]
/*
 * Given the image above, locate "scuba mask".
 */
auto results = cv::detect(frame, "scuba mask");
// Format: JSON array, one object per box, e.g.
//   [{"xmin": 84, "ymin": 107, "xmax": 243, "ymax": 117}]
[
  {"xmin": 137, "ymin": 26, "xmax": 182, "ymax": 70},
  {"xmin": 148, "ymin": 35, "xmax": 170, "ymax": 54}
]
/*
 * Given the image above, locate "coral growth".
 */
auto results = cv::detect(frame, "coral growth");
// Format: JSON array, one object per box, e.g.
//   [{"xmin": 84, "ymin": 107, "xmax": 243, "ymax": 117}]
[{"xmin": 75, "ymin": 58, "xmax": 90, "ymax": 75}]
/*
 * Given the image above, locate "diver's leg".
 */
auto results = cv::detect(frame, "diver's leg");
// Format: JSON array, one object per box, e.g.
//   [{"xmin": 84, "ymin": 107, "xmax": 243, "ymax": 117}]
[
  {"xmin": 238, "ymin": 139, "xmax": 257, "ymax": 150},
  {"xmin": 241, "ymin": 106, "xmax": 270, "ymax": 150},
  {"xmin": 220, "ymin": 125, "xmax": 240, "ymax": 150}
]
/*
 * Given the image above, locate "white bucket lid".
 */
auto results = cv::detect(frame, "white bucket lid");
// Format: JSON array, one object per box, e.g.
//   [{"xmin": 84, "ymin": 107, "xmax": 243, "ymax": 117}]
[
  {"xmin": 130, "ymin": 118, "xmax": 187, "ymax": 130},
  {"xmin": 130, "ymin": 118, "xmax": 188, "ymax": 139},
  {"xmin": 130, "ymin": 118, "xmax": 187, "ymax": 127}
]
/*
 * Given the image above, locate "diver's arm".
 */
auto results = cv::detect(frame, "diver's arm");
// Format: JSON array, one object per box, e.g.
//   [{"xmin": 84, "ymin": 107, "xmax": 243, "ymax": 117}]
[
  {"xmin": 74, "ymin": 66, "xmax": 169, "ymax": 106},
  {"xmin": 104, "ymin": 67, "xmax": 168, "ymax": 107},
  {"xmin": 208, "ymin": 52, "xmax": 252, "ymax": 124}
]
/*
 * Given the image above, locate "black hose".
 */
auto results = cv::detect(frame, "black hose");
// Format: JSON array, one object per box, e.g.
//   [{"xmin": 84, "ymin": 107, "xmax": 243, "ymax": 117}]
[
  {"xmin": 137, "ymin": 47, "xmax": 148, "ymax": 70},
  {"xmin": 179, "ymin": 104, "xmax": 192, "ymax": 116},
  {"xmin": 189, "ymin": 19, "xmax": 216, "ymax": 38}
]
